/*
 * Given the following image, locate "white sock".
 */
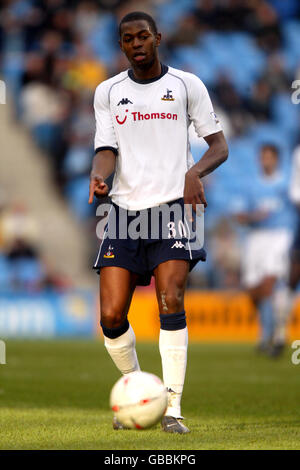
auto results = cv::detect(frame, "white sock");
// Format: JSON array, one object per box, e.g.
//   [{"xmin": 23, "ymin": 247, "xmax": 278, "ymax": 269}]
[
  {"xmin": 104, "ymin": 325, "xmax": 140, "ymax": 375},
  {"xmin": 159, "ymin": 327, "xmax": 188, "ymax": 419},
  {"xmin": 272, "ymin": 286, "xmax": 295, "ymax": 344}
]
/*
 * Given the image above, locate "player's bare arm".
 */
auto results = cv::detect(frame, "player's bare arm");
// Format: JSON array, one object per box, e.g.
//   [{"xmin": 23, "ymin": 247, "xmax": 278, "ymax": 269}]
[
  {"xmin": 184, "ymin": 130, "xmax": 228, "ymax": 211},
  {"xmin": 88, "ymin": 149, "xmax": 116, "ymax": 203}
]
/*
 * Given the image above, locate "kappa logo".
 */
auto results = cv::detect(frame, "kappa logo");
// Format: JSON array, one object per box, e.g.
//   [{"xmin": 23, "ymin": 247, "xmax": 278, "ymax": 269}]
[
  {"xmin": 104, "ymin": 245, "xmax": 115, "ymax": 258},
  {"xmin": 118, "ymin": 98, "xmax": 133, "ymax": 106},
  {"xmin": 171, "ymin": 241, "xmax": 185, "ymax": 249},
  {"xmin": 161, "ymin": 89, "xmax": 175, "ymax": 101}
]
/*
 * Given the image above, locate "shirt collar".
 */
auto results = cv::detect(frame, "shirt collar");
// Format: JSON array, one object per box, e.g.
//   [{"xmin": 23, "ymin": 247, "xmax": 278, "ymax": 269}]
[{"xmin": 128, "ymin": 63, "xmax": 168, "ymax": 84}]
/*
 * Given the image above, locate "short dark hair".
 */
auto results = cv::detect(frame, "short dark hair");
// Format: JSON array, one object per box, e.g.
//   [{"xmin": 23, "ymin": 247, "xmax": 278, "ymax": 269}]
[
  {"xmin": 261, "ymin": 143, "xmax": 279, "ymax": 157},
  {"xmin": 119, "ymin": 11, "xmax": 158, "ymax": 37}
]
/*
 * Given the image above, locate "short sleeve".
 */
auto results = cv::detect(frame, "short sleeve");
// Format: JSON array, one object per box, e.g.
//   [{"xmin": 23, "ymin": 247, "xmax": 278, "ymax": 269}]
[
  {"xmin": 94, "ymin": 83, "xmax": 118, "ymax": 154},
  {"xmin": 186, "ymin": 74, "xmax": 222, "ymax": 138}
]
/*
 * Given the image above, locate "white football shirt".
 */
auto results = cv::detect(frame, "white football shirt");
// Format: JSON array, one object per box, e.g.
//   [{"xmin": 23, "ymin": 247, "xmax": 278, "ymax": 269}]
[{"xmin": 94, "ymin": 64, "xmax": 222, "ymax": 210}]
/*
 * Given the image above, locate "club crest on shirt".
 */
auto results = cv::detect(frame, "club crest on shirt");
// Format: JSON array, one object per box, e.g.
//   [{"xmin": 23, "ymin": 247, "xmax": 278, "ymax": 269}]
[
  {"xmin": 117, "ymin": 98, "xmax": 133, "ymax": 106},
  {"xmin": 161, "ymin": 89, "xmax": 175, "ymax": 101},
  {"xmin": 104, "ymin": 245, "xmax": 115, "ymax": 258}
]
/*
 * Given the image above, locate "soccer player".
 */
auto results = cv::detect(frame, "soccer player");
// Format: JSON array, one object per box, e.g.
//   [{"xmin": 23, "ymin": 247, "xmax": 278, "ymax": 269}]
[
  {"xmin": 289, "ymin": 146, "xmax": 300, "ymax": 287},
  {"xmin": 88, "ymin": 11, "xmax": 228, "ymax": 433},
  {"xmin": 235, "ymin": 144, "xmax": 294, "ymax": 356},
  {"xmin": 283, "ymin": 145, "xmax": 300, "ymax": 338}
]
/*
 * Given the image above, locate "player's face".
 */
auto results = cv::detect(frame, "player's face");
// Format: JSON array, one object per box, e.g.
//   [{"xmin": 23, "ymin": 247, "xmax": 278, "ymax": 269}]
[
  {"xmin": 119, "ymin": 20, "xmax": 161, "ymax": 68},
  {"xmin": 260, "ymin": 149, "xmax": 278, "ymax": 175}
]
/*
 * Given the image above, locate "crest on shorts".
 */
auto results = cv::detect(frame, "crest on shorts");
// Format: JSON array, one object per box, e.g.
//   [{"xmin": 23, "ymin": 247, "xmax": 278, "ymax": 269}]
[
  {"xmin": 161, "ymin": 89, "xmax": 175, "ymax": 101},
  {"xmin": 104, "ymin": 245, "xmax": 115, "ymax": 258}
]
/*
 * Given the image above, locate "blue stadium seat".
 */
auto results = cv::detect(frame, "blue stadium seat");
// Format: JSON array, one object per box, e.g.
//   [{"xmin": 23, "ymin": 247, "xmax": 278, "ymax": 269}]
[
  {"xmin": 282, "ymin": 20, "xmax": 300, "ymax": 47},
  {"xmin": 87, "ymin": 13, "xmax": 118, "ymax": 66},
  {"xmin": 268, "ymin": 0, "xmax": 299, "ymax": 19},
  {"xmin": 199, "ymin": 32, "xmax": 266, "ymax": 96},
  {"xmin": 200, "ymin": 33, "xmax": 233, "ymax": 70},
  {"xmin": 0, "ymin": 255, "xmax": 12, "ymax": 290},
  {"xmin": 63, "ymin": 146, "xmax": 92, "ymax": 178},
  {"xmin": 12, "ymin": 258, "xmax": 44, "ymax": 286},
  {"xmin": 171, "ymin": 46, "xmax": 217, "ymax": 85},
  {"xmin": 156, "ymin": 0, "xmax": 195, "ymax": 33},
  {"xmin": 282, "ymin": 20, "xmax": 300, "ymax": 71},
  {"xmin": 248, "ymin": 123, "xmax": 289, "ymax": 149},
  {"xmin": 65, "ymin": 176, "xmax": 93, "ymax": 220},
  {"xmin": 271, "ymin": 93, "xmax": 300, "ymax": 140},
  {"xmin": 210, "ymin": 137, "xmax": 257, "ymax": 185}
]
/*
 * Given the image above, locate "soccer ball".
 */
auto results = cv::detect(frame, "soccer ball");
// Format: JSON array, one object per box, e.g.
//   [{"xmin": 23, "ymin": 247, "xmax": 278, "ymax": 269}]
[{"xmin": 110, "ymin": 371, "xmax": 168, "ymax": 429}]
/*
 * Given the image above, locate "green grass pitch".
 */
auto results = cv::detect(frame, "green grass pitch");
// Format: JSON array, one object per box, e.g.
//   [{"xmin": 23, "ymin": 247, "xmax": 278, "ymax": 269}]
[{"xmin": 0, "ymin": 340, "xmax": 300, "ymax": 450}]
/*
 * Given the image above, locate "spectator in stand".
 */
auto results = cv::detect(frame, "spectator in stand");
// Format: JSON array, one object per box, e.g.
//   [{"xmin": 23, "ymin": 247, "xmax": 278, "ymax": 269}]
[
  {"xmin": 245, "ymin": 78, "xmax": 272, "ymax": 122},
  {"xmin": 0, "ymin": 201, "xmax": 70, "ymax": 292},
  {"xmin": 167, "ymin": 14, "xmax": 200, "ymax": 48},
  {"xmin": 250, "ymin": 0, "xmax": 282, "ymax": 53},
  {"xmin": 213, "ymin": 74, "xmax": 252, "ymax": 136},
  {"xmin": 20, "ymin": 70, "xmax": 70, "ymax": 156},
  {"xmin": 261, "ymin": 53, "xmax": 292, "ymax": 94}
]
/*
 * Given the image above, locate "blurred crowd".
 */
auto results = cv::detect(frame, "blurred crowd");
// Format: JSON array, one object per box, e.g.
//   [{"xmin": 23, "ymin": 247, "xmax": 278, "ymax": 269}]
[
  {"xmin": 0, "ymin": 0, "xmax": 300, "ymax": 291},
  {"xmin": 0, "ymin": 196, "xmax": 71, "ymax": 292}
]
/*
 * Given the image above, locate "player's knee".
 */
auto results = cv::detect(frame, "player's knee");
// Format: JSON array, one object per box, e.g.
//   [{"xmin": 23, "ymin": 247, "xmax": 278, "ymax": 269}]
[
  {"xmin": 289, "ymin": 261, "xmax": 300, "ymax": 290},
  {"xmin": 261, "ymin": 277, "xmax": 276, "ymax": 297},
  {"xmin": 100, "ymin": 305, "xmax": 126, "ymax": 329},
  {"xmin": 159, "ymin": 286, "xmax": 184, "ymax": 314}
]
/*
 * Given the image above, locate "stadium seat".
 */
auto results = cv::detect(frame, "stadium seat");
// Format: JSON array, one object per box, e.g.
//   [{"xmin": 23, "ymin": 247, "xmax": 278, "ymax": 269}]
[
  {"xmin": 12, "ymin": 258, "xmax": 44, "ymax": 287},
  {"xmin": 65, "ymin": 176, "xmax": 93, "ymax": 220},
  {"xmin": 269, "ymin": 0, "xmax": 299, "ymax": 19},
  {"xmin": 63, "ymin": 145, "xmax": 93, "ymax": 178},
  {"xmin": 0, "ymin": 255, "xmax": 12, "ymax": 290},
  {"xmin": 156, "ymin": 0, "xmax": 195, "ymax": 33},
  {"xmin": 271, "ymin": 93, "xmax": 300, "ymax": 141},
  {"xmin": 87, "ymin": 13, "xmax": 118, "ymax": 66}
]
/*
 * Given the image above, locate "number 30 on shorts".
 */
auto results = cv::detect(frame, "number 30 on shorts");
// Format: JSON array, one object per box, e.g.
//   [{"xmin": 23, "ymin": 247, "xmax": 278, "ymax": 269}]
[{"xmin": 167, "ymin": 221, "xmax": 187, "ymax": 239}]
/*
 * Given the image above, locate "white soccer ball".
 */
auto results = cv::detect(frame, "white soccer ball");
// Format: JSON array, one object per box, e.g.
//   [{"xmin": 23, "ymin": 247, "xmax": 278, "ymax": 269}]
[{"xmin": 110, "ymin": 371, "xmax": 168, "ymax": 429}]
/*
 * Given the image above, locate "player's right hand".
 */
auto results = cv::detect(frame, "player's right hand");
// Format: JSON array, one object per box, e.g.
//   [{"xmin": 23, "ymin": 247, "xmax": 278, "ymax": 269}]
[{"xmin": 88, "ymin": 175, "xmax": 109, "ymax": 203}]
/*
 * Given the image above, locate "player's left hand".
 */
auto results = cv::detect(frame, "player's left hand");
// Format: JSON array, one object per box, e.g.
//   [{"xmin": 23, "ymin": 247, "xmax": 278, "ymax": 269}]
[{"xmin": 184, "ymin": 169, "xmax": 207, "ymax": 220}]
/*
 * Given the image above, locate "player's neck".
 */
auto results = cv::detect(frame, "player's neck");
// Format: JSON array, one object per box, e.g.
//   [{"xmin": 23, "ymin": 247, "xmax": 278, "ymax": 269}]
[{"xmin": 130, "ymin": 58, "xmax": 161, "ymax": 82}]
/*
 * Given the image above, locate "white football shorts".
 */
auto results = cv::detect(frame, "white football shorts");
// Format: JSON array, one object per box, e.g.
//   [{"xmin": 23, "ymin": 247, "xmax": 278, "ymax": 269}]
[{"xmin": 241, "ymin": 228, "xmax": 292, "ymax": 288}]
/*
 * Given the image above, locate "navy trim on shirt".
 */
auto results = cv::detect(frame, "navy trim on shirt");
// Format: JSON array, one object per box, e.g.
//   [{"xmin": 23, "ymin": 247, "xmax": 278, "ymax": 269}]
[
  {"xmin": 95, "ymin": 146, "xmax": 118, "ymax": 156},
  {"xmin": 128, "ymin": 64, "xmax": 168, "ymax": 84}
]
